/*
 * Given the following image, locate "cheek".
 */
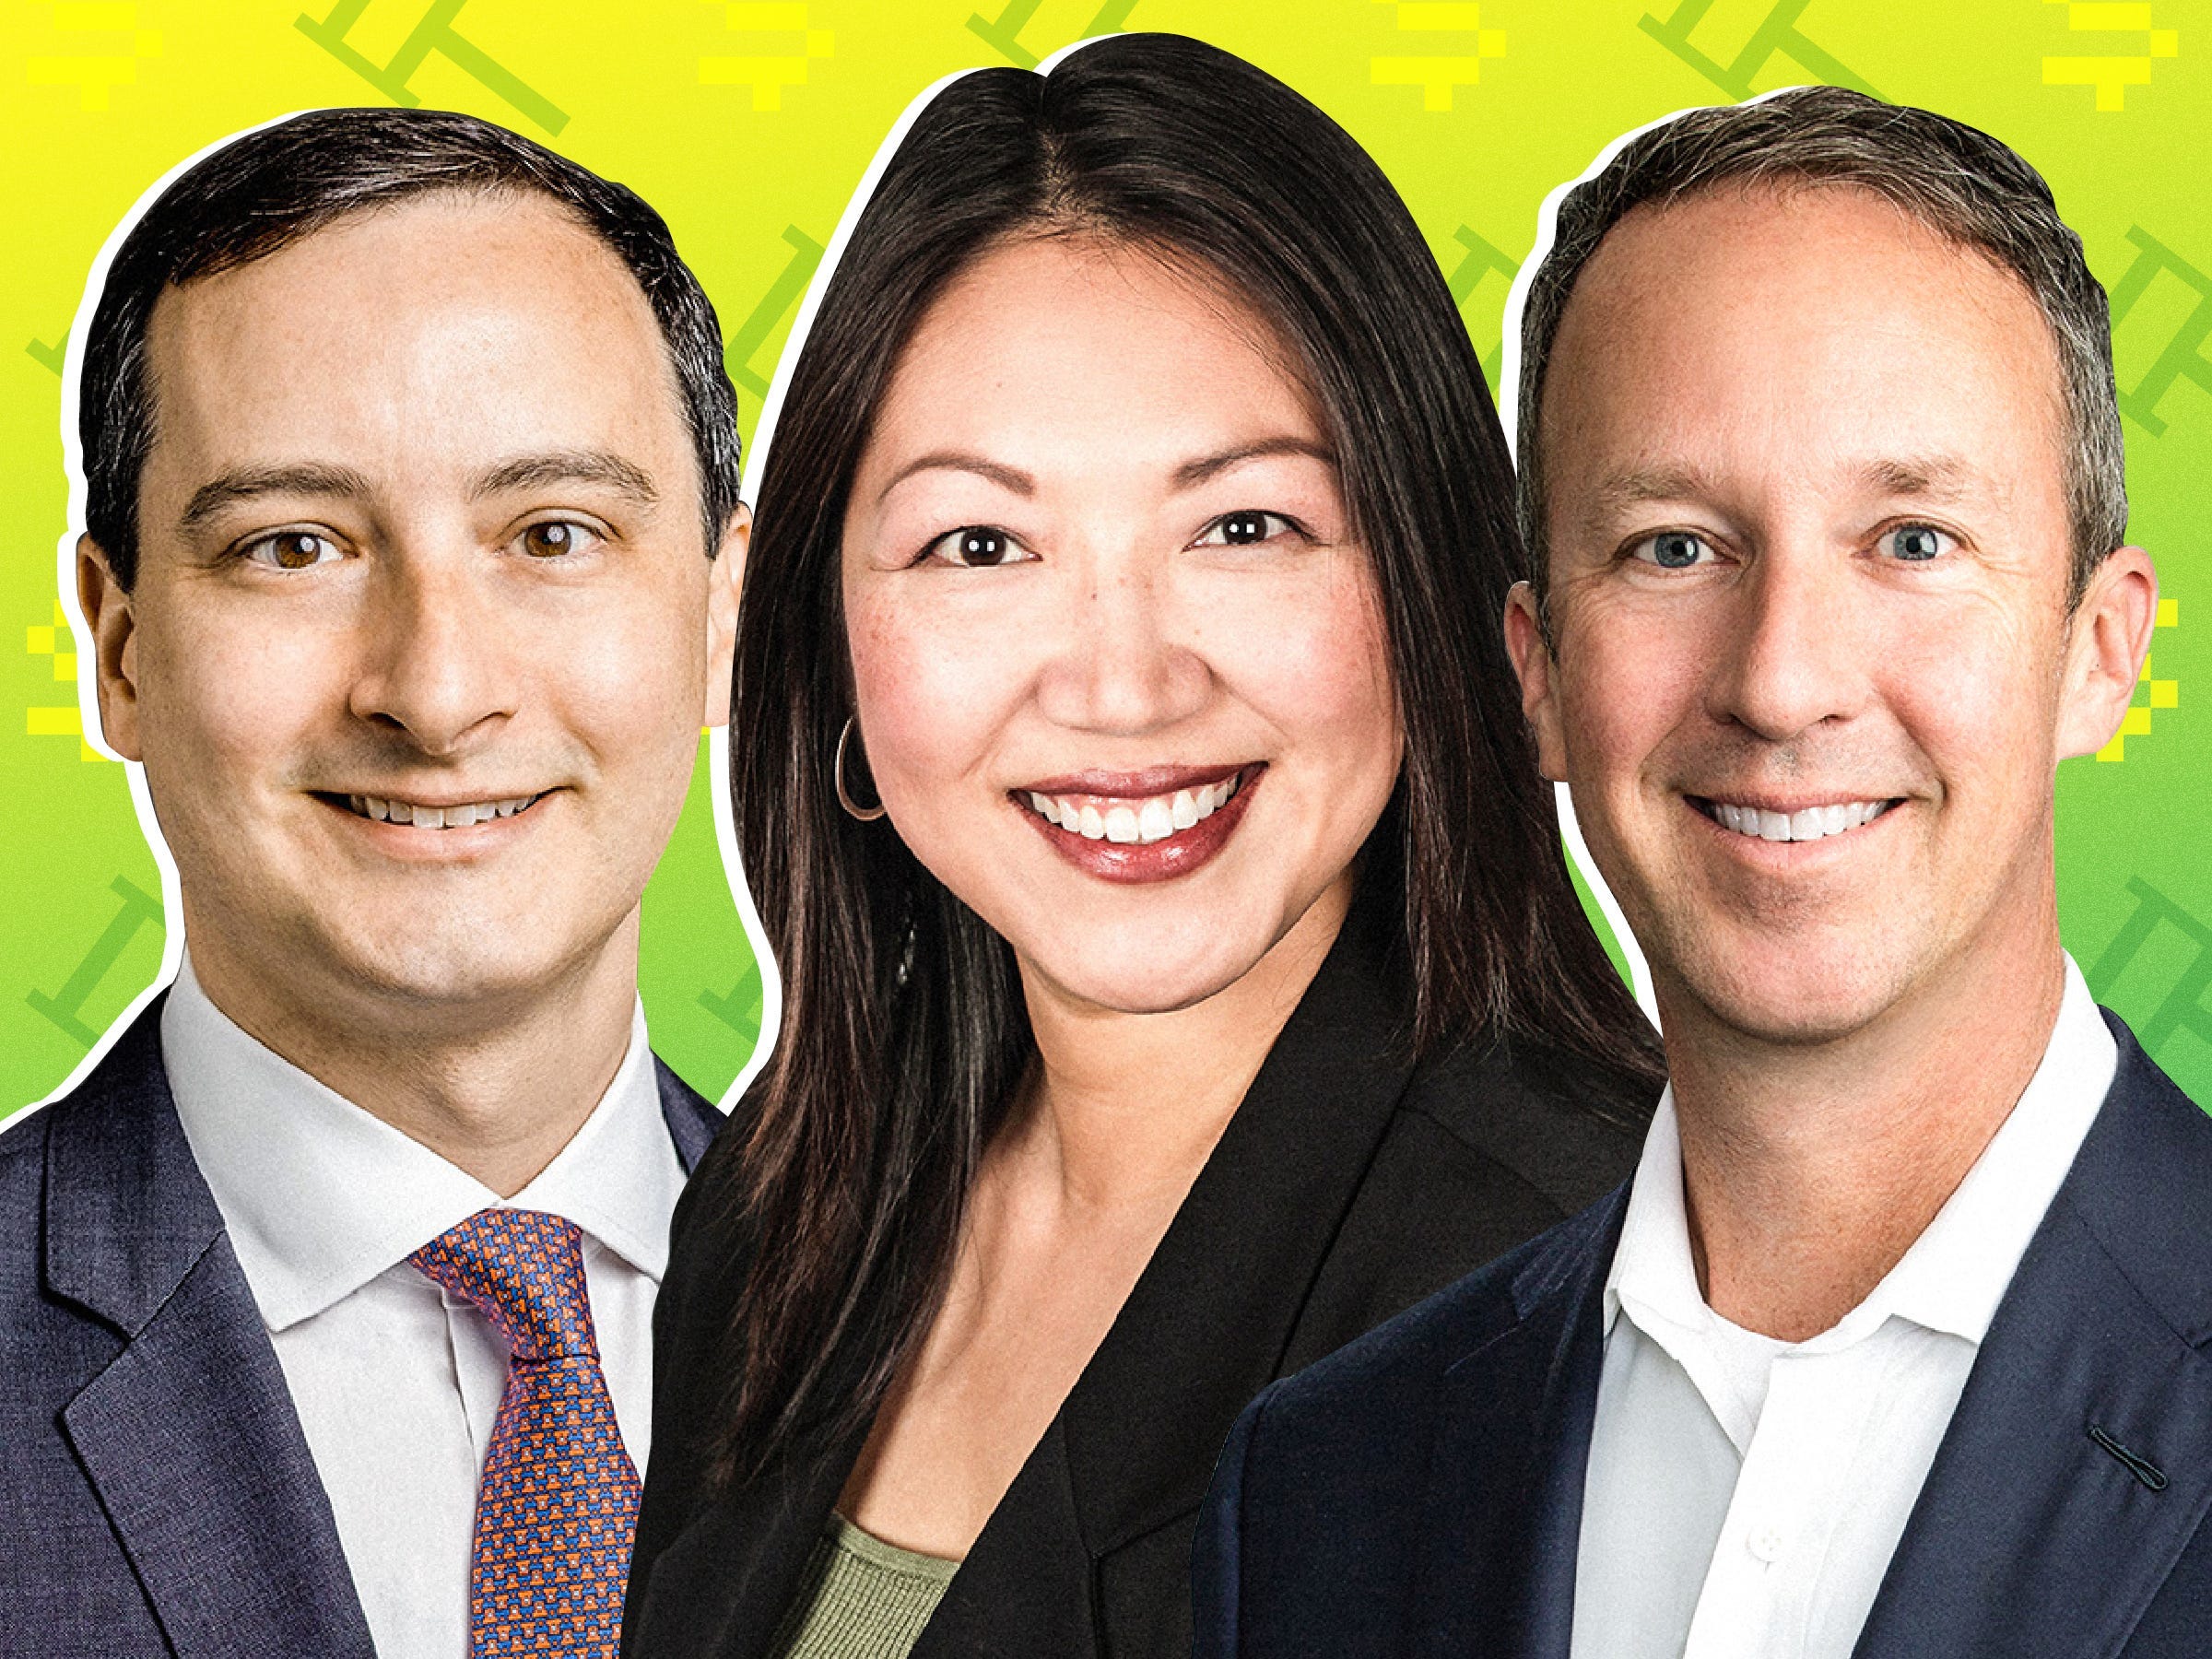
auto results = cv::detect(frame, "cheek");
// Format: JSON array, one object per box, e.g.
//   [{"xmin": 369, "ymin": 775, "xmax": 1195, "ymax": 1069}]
[
  {"xmin": 554, "ymin": 594, "xmax": 711, "ymax": 796},
  {"xmin": 1212, "ymin": 563, "xmax": 1400, "ymax": 792},
  {"xmin": 133, "ymin": 606, "xmax": 330, "ymax": 784},
  {"xmin": 1881, "ymin": 596, "xmax": 2063, "ymax": 803},
  {"xmin": 844, "ymin": 587, "xmax": 1020, "ymax": 806},
  {"xmin": 1553, "ymin": 613, "xmax": 1700, "ymax": 790}
]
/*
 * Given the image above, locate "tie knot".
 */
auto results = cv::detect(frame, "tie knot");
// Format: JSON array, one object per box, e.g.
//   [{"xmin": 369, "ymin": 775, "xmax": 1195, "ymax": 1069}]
[{"xmin": 409, "ymin": 1207, "xmax": 597, "ymax": 1363}]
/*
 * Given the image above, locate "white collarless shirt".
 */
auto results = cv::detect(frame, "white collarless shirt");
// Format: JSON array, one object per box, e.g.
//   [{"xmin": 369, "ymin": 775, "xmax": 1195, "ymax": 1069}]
[
  {"xmin": 1570, "ymin": 955, "xmax": 2118, "ymax": 1659},
  {"xmin": 161, "ymin": 957, "xmax": 688, "ymax": 1659}
]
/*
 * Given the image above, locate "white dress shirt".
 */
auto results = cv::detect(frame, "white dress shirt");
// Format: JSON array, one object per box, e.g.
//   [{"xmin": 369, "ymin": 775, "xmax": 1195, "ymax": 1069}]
[
  {"xmin": 1570, "ymin": 955, "xmax": 2119, "ymax": 1659},
  {"xmin": 161, "ymin": 956, "xmax": 688, "ymax": 1659}
]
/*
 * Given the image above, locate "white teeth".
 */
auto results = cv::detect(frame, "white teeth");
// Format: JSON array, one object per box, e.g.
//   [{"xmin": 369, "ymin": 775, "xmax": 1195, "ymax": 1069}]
[
  {"xmin": 1707, "ymin": 797, "xmax": 1891, "ymax": 843},
  {"xmin": 1024, "ymin": 770, "xmax": 1245, "ymax": 843},
  {"xmin": 349, "ymin": 793, "xmax": 537, "ymax": 829}
]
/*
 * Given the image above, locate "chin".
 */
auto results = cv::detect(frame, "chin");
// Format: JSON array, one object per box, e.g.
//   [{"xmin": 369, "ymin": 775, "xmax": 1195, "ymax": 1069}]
[
  {"xmin": 1021, "ymin": 928, "xmax": 1274, "ymax": 1018},
  {"xmin": 1676, "ymin": 945, "xmax": 1920, "ymax": 1048},
  {"xmin": 311, "ymin": 917, "xmax": 580, "ymax": 1015}
]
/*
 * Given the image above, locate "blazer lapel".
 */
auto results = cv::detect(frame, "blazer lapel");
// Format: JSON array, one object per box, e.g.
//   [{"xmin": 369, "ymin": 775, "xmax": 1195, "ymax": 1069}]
[
  {"xmin": 1058, "ymin": 888, "xmax": 1421, "ymax": 1547},
  {"xmin": 1854, "ymin": 1024, "xmax": 2212, "ymax": 1659},
  {"xmin": 1409, "ymin": 1192, "xmax": 1620, "ymax": 1659},
  {"xmin": 46, "ymin": 1008, "xmax": 374, "ymax": 1659},
  {"xmin": 911, "ymin": 888, "xmax": 1424, "ymax": 1655}
]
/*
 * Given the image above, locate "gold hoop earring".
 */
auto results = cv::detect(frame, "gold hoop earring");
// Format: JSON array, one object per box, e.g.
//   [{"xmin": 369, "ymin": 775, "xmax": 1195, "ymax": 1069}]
[{"xmin": 835, "ymin": 716, "xmax": 888, "ymax": 821}]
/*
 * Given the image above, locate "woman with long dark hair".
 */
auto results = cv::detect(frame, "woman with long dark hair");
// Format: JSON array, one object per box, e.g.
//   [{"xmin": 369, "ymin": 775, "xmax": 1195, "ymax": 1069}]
[{"xmin": 625, "ymin": 33, "xmax": 1662, "ymax": 1659}]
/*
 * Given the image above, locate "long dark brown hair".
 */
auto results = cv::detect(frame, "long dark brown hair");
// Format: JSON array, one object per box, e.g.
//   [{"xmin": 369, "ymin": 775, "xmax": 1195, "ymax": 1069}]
[{"xmin": 708, "ymin": 31, "xmax": 1661, "ymax": 1485}]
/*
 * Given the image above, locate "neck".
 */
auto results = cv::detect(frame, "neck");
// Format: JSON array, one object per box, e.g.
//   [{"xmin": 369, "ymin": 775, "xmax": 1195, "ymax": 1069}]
[
  {"xmin": 1006, "ymin": 875, "xmax": 1355, "ymax": 1216},
  {"xmin": 183, "ymin": 912, "xmax": 643, "ymax": 1197},
  {"xmin": 1660, "ymin": 901, "xmax": 2065, "ymax": 1342}
]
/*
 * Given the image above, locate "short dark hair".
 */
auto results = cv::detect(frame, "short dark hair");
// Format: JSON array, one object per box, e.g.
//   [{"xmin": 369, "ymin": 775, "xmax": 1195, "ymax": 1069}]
[
  {"xmin": 1516, "ymin": 85, "xmax": 2127, "ymax": 629},
  {"xmin": 708, "ymin": 31, "xmax": 1661, "ymax": 1484},
  {"xmin": 79, "ymin": 106, "xmax": 742, "ymax": 586}
]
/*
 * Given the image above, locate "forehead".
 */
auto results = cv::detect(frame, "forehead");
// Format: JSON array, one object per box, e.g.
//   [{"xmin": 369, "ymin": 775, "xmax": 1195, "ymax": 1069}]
[
  {"xmin": 140, "ymin": 190, "xmax": 692, "ymax": 494},
  {"xmin": 1541, "ymin": 184, "xmax": 2069, "ymax": 526},
  {"xmin": 870, "ymin": 235, "xmax": 1324, "ymax": 467}
]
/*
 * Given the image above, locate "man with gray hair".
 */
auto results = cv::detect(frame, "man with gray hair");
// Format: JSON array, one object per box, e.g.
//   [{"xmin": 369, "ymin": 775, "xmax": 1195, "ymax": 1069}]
[{"xmin": 1194, "ymin": 86, "xmax": 2208, "ymax": 1657}]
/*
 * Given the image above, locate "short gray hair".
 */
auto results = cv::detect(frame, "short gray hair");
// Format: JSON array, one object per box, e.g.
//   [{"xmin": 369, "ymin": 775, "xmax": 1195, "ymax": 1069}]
[{"xmin": 1516, "ymin": 85, "xmax": 2126, "ymax": 632}]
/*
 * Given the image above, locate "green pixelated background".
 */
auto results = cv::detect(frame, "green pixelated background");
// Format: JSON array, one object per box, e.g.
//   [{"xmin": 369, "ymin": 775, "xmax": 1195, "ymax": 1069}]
[{"xmin": 2, "ymin": 0, "xmax": 2206, "ymax": 1115}]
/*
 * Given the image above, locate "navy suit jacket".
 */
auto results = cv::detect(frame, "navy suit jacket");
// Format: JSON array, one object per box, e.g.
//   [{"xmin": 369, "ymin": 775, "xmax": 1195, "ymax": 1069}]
[
  {"xmin": 1196, "ymin": 1013, "xmax": 2212, "ymax": 1658},
  {"xmin": 0, "ymin": 994, "xmax": 724, "ymax": 1659}
]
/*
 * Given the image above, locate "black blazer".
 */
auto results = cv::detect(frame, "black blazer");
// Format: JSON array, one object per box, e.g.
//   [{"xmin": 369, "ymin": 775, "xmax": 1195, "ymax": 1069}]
[
  {"xmin": 1194, "ymin": 1012, "xmax": 2212, "ymax": 1658},
  {"xmin": 625, "ymin": 896, "xmax": 1656, "ymax": 1659},
  {"xmin": 0, "ymin": 995, "xmax": 724, "ymax": 1659}
]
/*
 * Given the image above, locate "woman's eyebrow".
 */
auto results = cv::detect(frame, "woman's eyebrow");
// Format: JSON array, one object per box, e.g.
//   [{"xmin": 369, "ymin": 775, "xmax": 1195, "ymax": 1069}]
[
  {"xmin": 1172, "ymin": 436, "xmax": 1337, "ymax": 489},
  {"xmin": 877, "ymin": 451, "xmax": 1035, "ymax": 502}
]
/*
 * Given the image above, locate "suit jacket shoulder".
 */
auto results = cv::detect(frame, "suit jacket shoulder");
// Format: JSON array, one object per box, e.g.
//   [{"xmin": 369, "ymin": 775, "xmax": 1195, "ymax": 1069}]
[
  {"xmin": 1854, "ymin": 1015, "xmax": 2212, "ymax": 1658},
  {"xmin": 0, "ymin": 1002, "xmax": 374, "ymax": 1659},
  {"xmin": 1202, "ymin": 1012, "xmax": 2212, "ymax": 1659},
  {"xmin": 1198, "ymin": 1188, "xmax": 1622, "ymax": 1659},
  {"xmin": 653, "ymin": 1055, "xmax": 726, "ymax": 1174}
]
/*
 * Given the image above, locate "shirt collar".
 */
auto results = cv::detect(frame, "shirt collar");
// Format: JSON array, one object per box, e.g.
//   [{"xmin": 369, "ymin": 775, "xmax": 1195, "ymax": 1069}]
[
  {"xmin": 1606, "ymin": 953, "xmax": 2118, "ymax": 1352},
  {"xmin": 162, "ymin": 955, "xmax": 684, "ymax": 1333}
]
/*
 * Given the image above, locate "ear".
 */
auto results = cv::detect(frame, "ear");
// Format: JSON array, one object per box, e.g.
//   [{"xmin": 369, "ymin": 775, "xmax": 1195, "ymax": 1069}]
[
  {"xmin": 1503, "ymin": 581, "xmax": 1568, "ymax": 781},
  {"xmin": 700, "ymin": 501, "xmax": 749, "ymax": 730},
  {"xmin": 76, "ymin": 534, "xmax": 143, "ymax": 761},
  {"xmin": 2055, "ymin": 546, "xmax": 2158, "ymax": 760}
]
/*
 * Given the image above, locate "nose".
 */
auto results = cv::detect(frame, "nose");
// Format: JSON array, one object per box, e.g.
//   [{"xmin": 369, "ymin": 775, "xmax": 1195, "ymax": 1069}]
[
  {"xmin": 347, "ymin": 541, "xmax": 520, "ymax": 755},
  {"xmin": 1704, "ymin": 538, "xmax": 1868, "ymax": 741},
  {"xmin": 1033, "ymin": 545, "xmax": 1210, "ymax": 735}
]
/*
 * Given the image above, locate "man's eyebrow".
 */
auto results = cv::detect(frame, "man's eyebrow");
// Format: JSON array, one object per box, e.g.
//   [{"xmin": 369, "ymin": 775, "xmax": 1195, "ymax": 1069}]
[
  {"xmin": 1586, "ymin": 465, "xmax": 1715, "ymax": 518},
  {"xmin": 1853, "ymin": 454, "xmax": 1981, "ymax": 500},
  {"xmin": 178, "ymin": 463, "xmax": 374, "ymax": 532},
  {"xmin": 1172, "ymin": 436, "xmax": 1337, "ymax": 490},
  {"xmin": 877, "ymin": 452, "xmax": 1035, "ymax": 503},
  {"xmin": 473, "ymin": 450, "xmax": 659, "ymax": 505}
]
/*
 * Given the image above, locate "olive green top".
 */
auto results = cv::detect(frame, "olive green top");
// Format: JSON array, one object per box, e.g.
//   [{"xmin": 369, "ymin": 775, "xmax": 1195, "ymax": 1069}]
[{"xmin": 773, "ymin": 1515, "xmax": 960, "ymax": 1659}]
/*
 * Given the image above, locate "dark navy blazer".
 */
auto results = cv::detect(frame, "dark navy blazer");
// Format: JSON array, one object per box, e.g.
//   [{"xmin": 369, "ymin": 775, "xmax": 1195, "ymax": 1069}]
[
  {"xmin": 0, "ymin": 994, "xmax": 724, "ymax": 1659},
  {"xmin": 1195, "ymin": 1013, "xmax": 2212, "ymax": 1658}
]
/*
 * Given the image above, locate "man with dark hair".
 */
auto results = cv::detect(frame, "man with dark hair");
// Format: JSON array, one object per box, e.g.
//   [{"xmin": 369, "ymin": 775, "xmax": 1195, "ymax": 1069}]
[
  {"xmin": 1194, "ymin": 87, "xmax": 2210, "ymax": 1657},
  {"xmin": 0, "ymin": 109, "xmax": 745, "ymax": 1659}
]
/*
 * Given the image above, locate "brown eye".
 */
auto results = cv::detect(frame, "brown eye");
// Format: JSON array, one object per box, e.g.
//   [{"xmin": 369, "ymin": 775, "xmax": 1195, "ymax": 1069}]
[
  {"xmin": 241, "ymin": 531, "xmax": 340, "ymax": 570},
  {"xmin": 521, "ymin": 521, "xmax": 601, "ymax": 558},
  {"xmin": 1193, "ymin": 511, "xmax": 1296, "ymax": 548},
  {"xmin": 924, "ymin": 525, "xmax": 1032, "ymax": 567}
]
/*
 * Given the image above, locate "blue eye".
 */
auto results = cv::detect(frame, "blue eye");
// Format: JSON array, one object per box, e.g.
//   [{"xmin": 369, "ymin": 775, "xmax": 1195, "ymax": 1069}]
[
  {"xmin": 923, "ymin": 524, "xmax": 1032, "ymax": 567},
  {"xmin": 1885, "ymin": 525, "xmax": 1952, "ymax": 561},
  {"xmin": 1632, "ymin": 531, "xmax": 1713, "ymax": 570},
  {"xmin": 239, "ymin": 531, "xmax": 342, "ymax": 571}
]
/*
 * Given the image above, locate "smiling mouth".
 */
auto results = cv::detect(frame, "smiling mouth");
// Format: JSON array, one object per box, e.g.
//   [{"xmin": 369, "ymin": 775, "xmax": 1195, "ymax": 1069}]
[
  {"xmin": 1690, "ymin": 795, "xmax": 1900, "ymax": 844},
  {"xmin": 1018, "ymin": 771, "xmax": 1245, "ymax": 845},
  {"xmin": 327, "ymin": 791, "xmax": 547, "ymax": 830}
]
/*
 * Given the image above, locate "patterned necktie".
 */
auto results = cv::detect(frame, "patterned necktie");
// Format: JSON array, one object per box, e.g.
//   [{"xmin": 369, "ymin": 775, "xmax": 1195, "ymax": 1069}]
[{"xmin": 410, "ymin": 1207, "xmax": 639, "ymax": 1659}]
